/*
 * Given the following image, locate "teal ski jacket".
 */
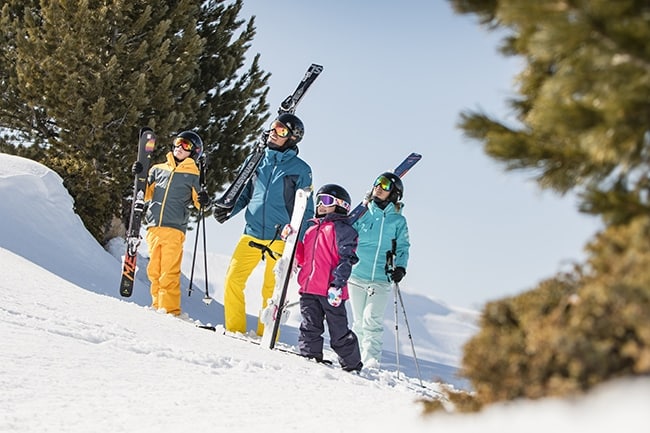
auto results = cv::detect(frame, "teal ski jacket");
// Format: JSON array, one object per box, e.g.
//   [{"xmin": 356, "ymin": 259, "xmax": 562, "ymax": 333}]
[
  {"xmin": 351, "ymin": 200, "xmax": 410, "ymax": 281},
  {"xmin": 230, "ymin": 146, "xmax": 314, "ymax": 240}
]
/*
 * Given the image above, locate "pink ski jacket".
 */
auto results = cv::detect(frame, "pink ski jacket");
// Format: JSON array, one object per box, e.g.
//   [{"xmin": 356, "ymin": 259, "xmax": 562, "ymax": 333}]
[{"xmin": 296, "ymin": 213, "xmax": 359, "ymax": 299}]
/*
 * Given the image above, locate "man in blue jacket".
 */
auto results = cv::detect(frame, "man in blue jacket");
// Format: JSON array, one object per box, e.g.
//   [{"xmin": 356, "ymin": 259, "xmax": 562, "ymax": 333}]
[
  {"xmin": 215, "ymin": 113, "xmax": 314, "ymax": 336},
  {"xmin": 348, "ymin": 172, "xmax": 410, "ymax": 368}
]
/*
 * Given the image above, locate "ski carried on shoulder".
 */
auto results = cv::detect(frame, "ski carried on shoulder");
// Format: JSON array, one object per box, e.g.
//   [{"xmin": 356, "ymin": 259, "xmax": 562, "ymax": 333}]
[
  {"xmin": 348, "ymin": 152, "xmax": 422, "ymax": 224},
  {"xmin": 214, "ymin": 63, "xmax": 323, "ymax": 211},
  {"xmin": 259, "ymin": 187, "xmax": 311, "ymax": 349},
  {"xmin": 120, "ymin": 127, "xmax": 156, "ymax": 297}
]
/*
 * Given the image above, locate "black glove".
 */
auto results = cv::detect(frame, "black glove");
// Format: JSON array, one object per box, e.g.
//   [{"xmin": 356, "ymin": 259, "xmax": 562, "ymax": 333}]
[
  {"xmin": 390, "ymin": 266, "xmax": 406, "ymax": 283},
  {"xmin": 197, "ymin": 190, "xmax": 211, "ymax": 207},
  {"xmin": 131, "ymin": 161, "xmax": 143, "ymax": 175},
  {"xmin": 214, "ymin": 206, "xmax": 230, "ymax": 224}
]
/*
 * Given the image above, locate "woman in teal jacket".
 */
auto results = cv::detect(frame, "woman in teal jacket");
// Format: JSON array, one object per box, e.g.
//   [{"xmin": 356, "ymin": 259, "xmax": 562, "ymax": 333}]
[{"xmin": 348, "ymin": 172, "xmax": 410, "ymax": 368}]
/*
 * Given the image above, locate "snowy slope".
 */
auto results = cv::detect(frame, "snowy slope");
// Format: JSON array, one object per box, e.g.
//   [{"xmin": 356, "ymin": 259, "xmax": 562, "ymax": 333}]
[
  {"xmin": 1, "ymin": 153, "xmax": 648, "ymax": 433},
  {"xmin": 1, "ymin": 152, "xmax": 477, "ymax": 387}
]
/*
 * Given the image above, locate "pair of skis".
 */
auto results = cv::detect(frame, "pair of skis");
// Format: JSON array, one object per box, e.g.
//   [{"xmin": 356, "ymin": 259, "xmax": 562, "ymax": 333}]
[
  {"xmin": 348, "ymin": 152, "xmax": 422, "ymax": 224},
  {"xmin": 213, "ymin": 63, "xmax": 324, "ymax": 211},
  {"xmin": 120, "ymin": 128, "xmax": 156, "ymax": 297}
]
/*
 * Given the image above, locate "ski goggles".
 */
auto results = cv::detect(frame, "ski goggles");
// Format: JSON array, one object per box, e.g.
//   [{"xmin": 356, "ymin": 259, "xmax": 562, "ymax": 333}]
[
  {"xmin": 173, "ymin": 137, "xmax": 194, "ymax": 152},
  {"xmin": 317, "ymin": 194, "xmax": 351, "ymax": 212},
  {"xmin": 270, "ymin": 120, "xmax": 290, "ymax": 138},
  {"xmin": 373, "ymin": 175, "xmax": 393, "ymax": 191}
]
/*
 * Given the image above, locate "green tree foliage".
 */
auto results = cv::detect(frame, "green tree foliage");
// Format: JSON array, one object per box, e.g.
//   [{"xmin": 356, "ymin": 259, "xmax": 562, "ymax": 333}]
[
  {"xmin": 0, "ymin": 0, "xmax": 268, "ymax": 242},
  {"xmin": 460, "ymin": 217, "xmax": 650, "ymax": 405},
  {"xmin": 448, "ymin": 0, "xmax": 650, "ymax": 226},
  {"xmin": 445, "ymin": 0, "xmax": 650, "ymax": 408},
  {"xmin": 194, "ymin": 2, "xmax": 270, "ymax": 192}
]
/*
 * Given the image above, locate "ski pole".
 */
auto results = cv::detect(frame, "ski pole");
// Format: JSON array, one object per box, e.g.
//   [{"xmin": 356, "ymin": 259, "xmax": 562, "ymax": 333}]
[
  {"xmin": 386, "ymin": 239, "xmax": 401, "ymax": 378},
  {"xmin": 386, "ymin": 238, "xmax": 423, "ymax": 386},
  {"xmin": 188, "ymin": 211, "xmax": 201, "ymax": 297},
  {"xmin": 394, "ymin": 280, "xmax": 423, "ymax": 387},
  {"xmin": 188, "ymin": 154, "xmax": 212, "ymax": 305},
  {"xmin": 393, "ymin": 281, "xmax": 401, "ymax": 379},
  {"xmin": 348, "ymin": 280, "xmax": 375, "ymax": 296},
  {"xmin": 200, "ymin": 203, "xmax": 212, "ymax": 305}
]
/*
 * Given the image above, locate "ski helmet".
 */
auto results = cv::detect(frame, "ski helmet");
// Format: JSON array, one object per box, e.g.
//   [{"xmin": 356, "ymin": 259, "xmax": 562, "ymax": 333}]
[
  {"xmin": 316, "ymin": 184, "xmax": 352, "ymax": 216},
  {"xmin": 374, "ymin": 172, "xmax": 403, "ymax": 203},
  {"xmin": 174, "ymin": 130, "xmax": 203, "ymax": 161},
  {"xmin": 274, "ymin": 113, "xmax": 304, "ymax": 146}
]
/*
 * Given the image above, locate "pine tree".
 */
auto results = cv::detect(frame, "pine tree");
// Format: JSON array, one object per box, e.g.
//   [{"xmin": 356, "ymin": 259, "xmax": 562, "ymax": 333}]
[
  {"xmin": 450, "ymin": 0, "xmax": 650, "ymax": 403},
  {"xmin": 448, "ymin": 0, "xmax": 650, "ymax": 226},
  {"xmin": 194, "ymin": 0, "xmax": 270, "ymax": 196},
  {"xmin": 0, "ymin": 0, "xmax": 267, "ymax": 242}
]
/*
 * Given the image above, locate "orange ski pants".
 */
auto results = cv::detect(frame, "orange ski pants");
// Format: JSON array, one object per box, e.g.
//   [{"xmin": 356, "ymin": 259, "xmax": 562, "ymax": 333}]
[{"xmin": 146, "ymin": 226, "xmax": 185, "ymax": 316}]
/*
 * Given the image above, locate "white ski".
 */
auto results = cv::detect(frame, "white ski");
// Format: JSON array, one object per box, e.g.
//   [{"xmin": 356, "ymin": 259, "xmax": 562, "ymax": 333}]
[{"xmin": 259, "ymin": 187, "xmax": 311, "ymax": 349}]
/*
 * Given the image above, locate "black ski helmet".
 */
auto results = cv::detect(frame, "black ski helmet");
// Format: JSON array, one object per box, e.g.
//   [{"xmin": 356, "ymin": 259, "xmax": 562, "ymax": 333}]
[
  {"xmin": 174, "ymin": 130, "xmax": 203, "ymax": 162},
  {"xmin": 275, "ymin": 113, "xmax": 304, "ymax": 146},
  {"xmin": 374, "ymin": 172, "xmax": 404, "ymax": 203},
  {"xmin": 316, "ymin": 184, "xmax": 352, "ymax": 216}
]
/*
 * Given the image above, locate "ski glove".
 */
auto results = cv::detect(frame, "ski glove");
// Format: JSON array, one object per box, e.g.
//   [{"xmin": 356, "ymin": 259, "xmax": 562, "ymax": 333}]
[
  {"xmin": 131, "ymin": 161, "xmax": 143, "ymax": 175},
  {"xmin": 390, "ymin": 266, "xmax": 406, "ymax": 283},
  {"xmin": 214, "ymin": 207, "xmax": 230, "ymax": 224},
  {"xmin": 197, "ymin": 190, "xmax": 211, "ymax": 207},
  {"xmin": 327, "ymin": 286, "xmax": 342, "ymax": 307}
]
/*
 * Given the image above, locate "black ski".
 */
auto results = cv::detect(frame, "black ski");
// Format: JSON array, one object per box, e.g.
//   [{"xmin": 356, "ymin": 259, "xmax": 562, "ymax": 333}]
[
  {"xmin": 120, "ymin": 127, "xmax": 156, "ymax": 297},
  {"xmin": 214, "ymin": 63, "xmax": 323, "ymax": 211},
  {"xmin": 348, "ymin": 152, "xmax": 422, "ymax": 224}
]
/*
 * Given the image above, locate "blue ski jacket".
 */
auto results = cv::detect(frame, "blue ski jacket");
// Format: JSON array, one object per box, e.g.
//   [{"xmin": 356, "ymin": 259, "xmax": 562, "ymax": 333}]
[
  {"xmin": 351, "ymin": 200, "xmax": 410, "ymax": 281},
  {"xmin": 230, "ymin": 146, "xmax": 314, "ymax": 240}
]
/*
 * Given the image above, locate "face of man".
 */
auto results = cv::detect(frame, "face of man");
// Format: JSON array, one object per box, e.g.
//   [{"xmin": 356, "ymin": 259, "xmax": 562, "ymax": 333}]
[{"xmin": 268, "ymin": 120, "xmax": 291, "ymax": 147}]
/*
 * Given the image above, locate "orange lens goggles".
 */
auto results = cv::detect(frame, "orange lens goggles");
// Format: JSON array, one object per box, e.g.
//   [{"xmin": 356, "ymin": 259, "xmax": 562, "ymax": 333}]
[
  {"xmin": 174, "ymin": 137, "xmax": 193, "ymax": 152},
  {"xmin": 270, "ymin": 121, "xmax": 290, "ymax": 138}
]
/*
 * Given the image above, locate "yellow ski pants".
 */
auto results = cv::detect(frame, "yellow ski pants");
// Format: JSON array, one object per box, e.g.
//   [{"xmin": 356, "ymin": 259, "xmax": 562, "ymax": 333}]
[
  {"xmin": 146, "ymin": 226, "xmax": 185, "ymax": 316},
  {"xmin": 224, "ymin": 234, "xmax": 284, "ymax": 335}
]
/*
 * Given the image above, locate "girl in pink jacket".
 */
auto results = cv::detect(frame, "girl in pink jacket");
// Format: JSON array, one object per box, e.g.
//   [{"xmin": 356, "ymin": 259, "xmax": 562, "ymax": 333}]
[{"xmin": 295, "ymin": 184, "xmax": 362, "ymax": 372}]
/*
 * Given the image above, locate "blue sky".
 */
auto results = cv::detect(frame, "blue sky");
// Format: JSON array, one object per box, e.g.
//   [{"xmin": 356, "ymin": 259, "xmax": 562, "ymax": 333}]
[{"xmin": 200, "ymin": 1, "xmax": 603, "ymax": 310}]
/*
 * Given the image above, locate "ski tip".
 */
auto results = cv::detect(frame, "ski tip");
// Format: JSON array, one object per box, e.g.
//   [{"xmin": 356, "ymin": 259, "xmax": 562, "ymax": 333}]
[{"xmin": 139, "ymin": 126, "xmax": 153, "ymax": 136}]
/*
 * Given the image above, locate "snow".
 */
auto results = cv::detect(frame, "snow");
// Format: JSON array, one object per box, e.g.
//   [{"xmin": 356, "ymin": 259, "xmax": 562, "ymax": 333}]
[{"xmin": 1, "ymin": 152, "xmax": 648, "ymax": 432}]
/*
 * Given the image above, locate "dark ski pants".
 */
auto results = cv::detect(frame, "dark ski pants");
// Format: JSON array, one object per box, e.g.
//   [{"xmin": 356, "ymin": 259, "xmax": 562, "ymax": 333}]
[{"xmin": 298, "ymin": 293, "xmax": 362, "ymax": 371}]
